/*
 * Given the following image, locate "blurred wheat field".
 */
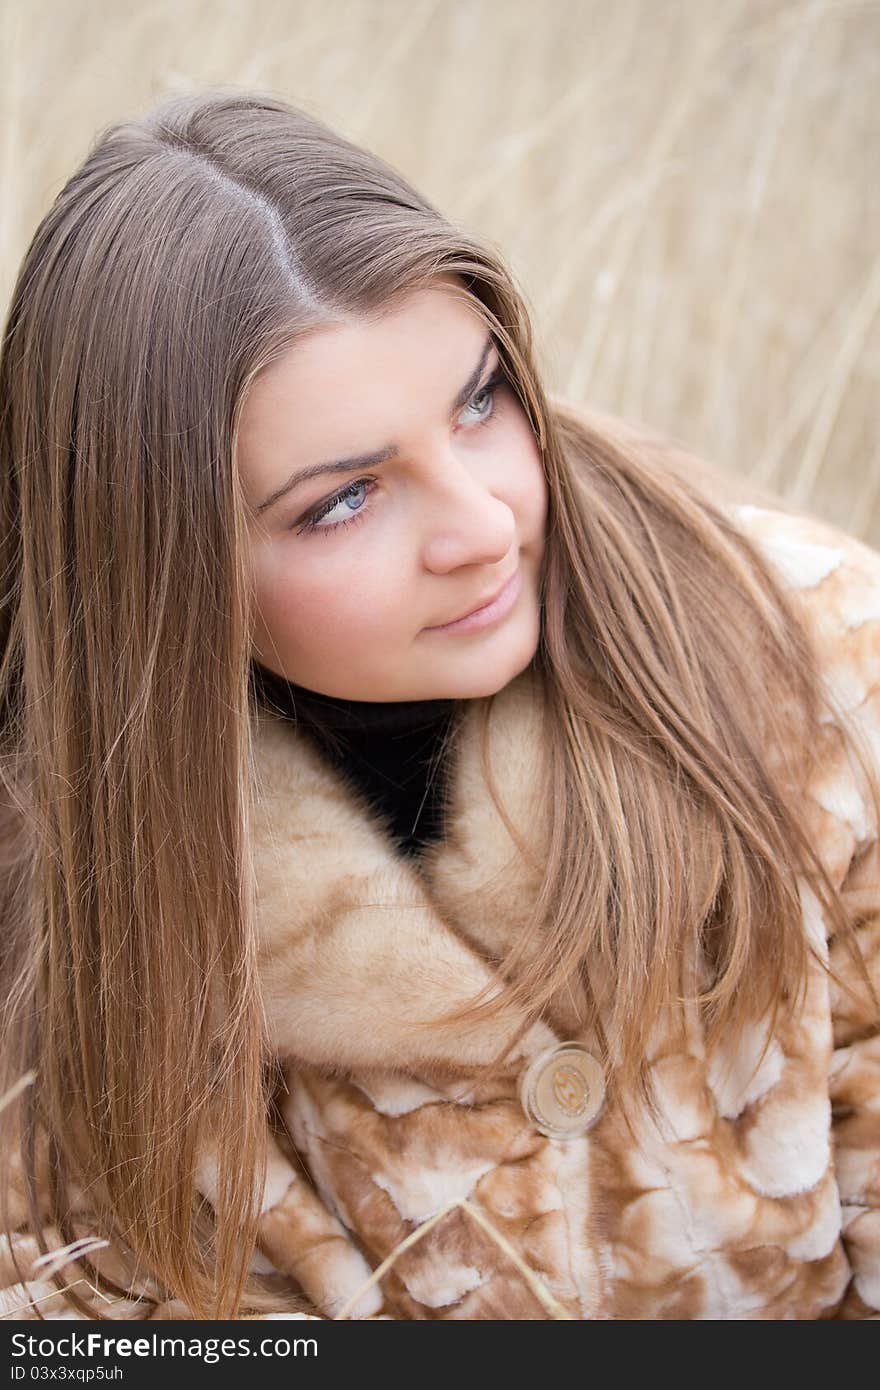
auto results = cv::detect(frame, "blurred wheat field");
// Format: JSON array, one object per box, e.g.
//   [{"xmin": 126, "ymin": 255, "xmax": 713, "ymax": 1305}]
[{"xmin": 2, "ymin": 0, "xmax": 878, "ymax": 540}]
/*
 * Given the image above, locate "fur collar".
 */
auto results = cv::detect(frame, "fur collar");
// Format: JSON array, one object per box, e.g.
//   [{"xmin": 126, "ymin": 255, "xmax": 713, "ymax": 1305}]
[{"xmin": 249, "ymin": 660, "xmax": 567, "ymax": 1087}]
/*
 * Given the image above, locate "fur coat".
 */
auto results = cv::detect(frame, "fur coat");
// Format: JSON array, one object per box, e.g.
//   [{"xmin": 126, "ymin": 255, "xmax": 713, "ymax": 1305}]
[{"xmin": 2, "ymin": 497, "xmax": 880, "ymax": 1321}]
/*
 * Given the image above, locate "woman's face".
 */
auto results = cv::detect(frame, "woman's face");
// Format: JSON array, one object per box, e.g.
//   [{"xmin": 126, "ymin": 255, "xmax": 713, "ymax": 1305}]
[{"xmin": 237, "ymin": 279, "xmax": 548, "ymax": 702}]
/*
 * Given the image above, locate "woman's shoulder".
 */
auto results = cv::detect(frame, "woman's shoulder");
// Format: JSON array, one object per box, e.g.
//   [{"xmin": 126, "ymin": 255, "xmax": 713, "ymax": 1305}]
[
  {"xmin": 724, "ymin": 500, "xmax": 880, "ymax": 608},
  {"xmin": 727, "ymin": 501, "xmax": 880, "ymax": 718},
  {"xmin": 730, "ymin": 505, "xmax": 880, "ymax": 848}
]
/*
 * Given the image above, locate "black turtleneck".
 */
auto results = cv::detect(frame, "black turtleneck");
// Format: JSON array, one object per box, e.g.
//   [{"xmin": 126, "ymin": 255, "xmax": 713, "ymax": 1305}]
[{"xmin": 250, "ymin": 663, "xmax": 460, "ymax": 860}]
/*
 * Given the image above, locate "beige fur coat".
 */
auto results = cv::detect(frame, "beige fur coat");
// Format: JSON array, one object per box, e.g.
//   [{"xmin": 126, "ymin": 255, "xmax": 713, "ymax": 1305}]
[{"xmin": 3, "ymin": 496, "xmax": 880, "ymax": 1321}]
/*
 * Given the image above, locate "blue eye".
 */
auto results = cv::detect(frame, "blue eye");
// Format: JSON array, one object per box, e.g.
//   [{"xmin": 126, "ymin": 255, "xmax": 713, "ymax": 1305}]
[
  {"xmin": 459, "ymin": 368, "xmax": 506, "ymax": 428},
  {"xmin": 294, "ymin": 368, "xmax": 508, "ymax": 539},
  {"xmin": 295, "ymin": 478, "xmax": 375, "ymax": 537}
]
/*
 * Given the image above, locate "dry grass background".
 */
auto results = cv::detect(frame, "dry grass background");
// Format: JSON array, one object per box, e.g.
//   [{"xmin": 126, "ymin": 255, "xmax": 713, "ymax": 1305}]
[
  {"xmin": 1, "ymin": 0, "xmax": 878, "ymax": 538},
  {"xmin": 1, "ymin": 0, "xmax": 879, "ymax": 1321}
]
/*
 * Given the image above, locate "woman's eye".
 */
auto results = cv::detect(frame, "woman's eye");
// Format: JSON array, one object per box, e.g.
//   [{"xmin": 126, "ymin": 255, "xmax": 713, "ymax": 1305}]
[
  {"xmin": 459, "ymin": 368, "xmax": 506, "ymax": 428},
  {"xmin": 294, "ymin": 478, "xmax": 374, "ymax": 536},
  {"xmin": 292, "ymin": 369, "xmax": 508, "ymax": 538}
]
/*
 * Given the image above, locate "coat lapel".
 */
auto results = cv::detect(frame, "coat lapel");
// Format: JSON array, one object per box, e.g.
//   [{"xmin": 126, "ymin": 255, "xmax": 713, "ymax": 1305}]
[{"xmin": 249, "ymin": 660, "xmax": 562, "ymax": 1086}]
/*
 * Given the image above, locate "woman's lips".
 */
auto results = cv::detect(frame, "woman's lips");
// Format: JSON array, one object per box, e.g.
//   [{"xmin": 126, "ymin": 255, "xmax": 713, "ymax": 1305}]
[{"xmin": 425, "ymin": 566, "xmax": 522, "ymax": 635}]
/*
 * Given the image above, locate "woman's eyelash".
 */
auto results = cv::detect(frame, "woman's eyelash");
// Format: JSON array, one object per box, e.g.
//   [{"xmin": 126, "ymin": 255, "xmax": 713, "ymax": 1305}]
[
  {"xmin": 295, "ymin": 478, "xmax": 376, "ymax": 538},
  {"xmin": 463, "ymin": 367, "xmax": 507, "ymax": 428},
  {"xmin": 293, "ymin": 369, "xmax": 508, "ymax": 538}
]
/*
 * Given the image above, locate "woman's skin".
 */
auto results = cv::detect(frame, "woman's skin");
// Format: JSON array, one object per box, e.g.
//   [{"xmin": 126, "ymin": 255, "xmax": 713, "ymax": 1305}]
[{"xmin": 238, "ymin": 276, "xmax": 548, "ymax": 702}]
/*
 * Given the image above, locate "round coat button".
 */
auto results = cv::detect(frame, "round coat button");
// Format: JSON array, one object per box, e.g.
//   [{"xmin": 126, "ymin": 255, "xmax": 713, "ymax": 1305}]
[{"xmin": 518, "ymin": 1042, "xmax": 606, "ymax": 1140}]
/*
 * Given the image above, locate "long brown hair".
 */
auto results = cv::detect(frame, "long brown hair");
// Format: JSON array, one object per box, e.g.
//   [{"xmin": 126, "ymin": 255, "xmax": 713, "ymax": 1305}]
[{"xmin": 1, "ymin": 87, "xmax": 877, "ymax": 1320}]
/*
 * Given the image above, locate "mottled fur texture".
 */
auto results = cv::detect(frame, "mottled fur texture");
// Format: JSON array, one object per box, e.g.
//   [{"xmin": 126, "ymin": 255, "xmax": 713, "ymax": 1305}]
[{"xmin": 3, "ymin": 500, "xmax": 880, "ymax": 1320}]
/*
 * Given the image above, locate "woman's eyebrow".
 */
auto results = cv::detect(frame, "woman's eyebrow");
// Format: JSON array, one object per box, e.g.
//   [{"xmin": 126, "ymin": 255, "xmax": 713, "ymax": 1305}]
[{"xmin": 254, "ymin": 333, "xmax": 496, "ymax": 517}]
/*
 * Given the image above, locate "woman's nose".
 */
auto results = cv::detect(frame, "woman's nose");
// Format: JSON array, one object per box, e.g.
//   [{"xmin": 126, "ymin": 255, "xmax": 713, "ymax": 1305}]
[{"xmin": 420, "ymin": 455, "xmax": 516, "ymax": 575}]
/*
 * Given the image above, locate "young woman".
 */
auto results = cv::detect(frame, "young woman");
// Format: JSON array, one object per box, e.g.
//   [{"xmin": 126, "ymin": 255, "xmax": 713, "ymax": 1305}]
[{"xmin": 1, "ymin": 87, "xmax": 878, "ymax": 1322}]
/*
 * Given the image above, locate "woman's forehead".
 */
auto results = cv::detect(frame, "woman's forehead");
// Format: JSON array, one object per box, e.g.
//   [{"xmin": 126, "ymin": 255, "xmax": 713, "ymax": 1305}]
[
  {"xmin": 237, "ymin": 286, "xmax": 493, "ymax": 493},
  {"xmin": 254, "ymin": 281, "xmax": 487, "ymax": 393}
]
